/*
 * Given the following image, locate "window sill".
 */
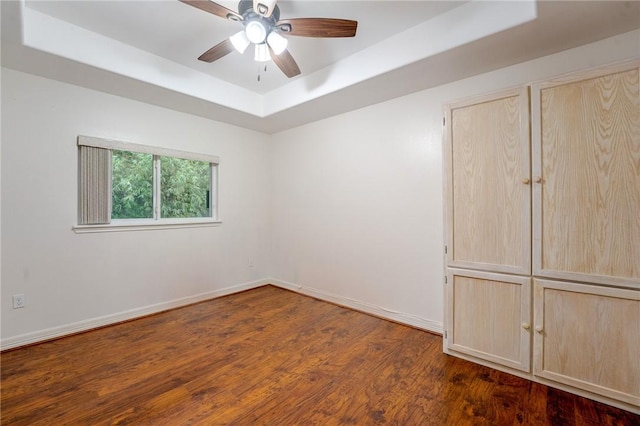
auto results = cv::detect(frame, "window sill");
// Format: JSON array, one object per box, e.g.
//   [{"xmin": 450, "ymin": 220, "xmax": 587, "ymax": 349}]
[{"xmin": 72, "ymin": 219, "xmax": 222, "ymax": 234}]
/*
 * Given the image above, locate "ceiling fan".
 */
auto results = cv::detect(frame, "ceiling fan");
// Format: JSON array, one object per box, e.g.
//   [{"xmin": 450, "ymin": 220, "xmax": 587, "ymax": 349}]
[{"xmin": 179, "ymin": 0, "xmax": 358, "ymax": 78}]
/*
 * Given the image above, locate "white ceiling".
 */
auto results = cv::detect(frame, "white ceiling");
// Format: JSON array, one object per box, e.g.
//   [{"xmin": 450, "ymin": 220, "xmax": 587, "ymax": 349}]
[
  {"xmin": 2, "ymin": 1, "xmax": 640, "ymax": 133},
  {"xmin": 22, "ymin": 0, "xmax": 467, "ymax": 94}
]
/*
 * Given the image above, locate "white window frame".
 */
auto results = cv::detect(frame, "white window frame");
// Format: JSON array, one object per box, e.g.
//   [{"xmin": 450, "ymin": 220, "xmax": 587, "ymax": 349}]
[{"xmin": 74, "ymin": 135, "xmax": 221, "ymax": 233}]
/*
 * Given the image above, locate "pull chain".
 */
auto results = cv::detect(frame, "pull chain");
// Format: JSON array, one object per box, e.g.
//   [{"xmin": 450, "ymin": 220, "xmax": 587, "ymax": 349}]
[{"xmin": 257, "ymin": 64, "xmax": 268, "ymax": 82}]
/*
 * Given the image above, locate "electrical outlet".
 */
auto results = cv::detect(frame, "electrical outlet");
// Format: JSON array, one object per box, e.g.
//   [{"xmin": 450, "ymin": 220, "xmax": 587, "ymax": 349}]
[{"xmin": 12, "ymin": 294, "xmax": 25, "ymax": 309}]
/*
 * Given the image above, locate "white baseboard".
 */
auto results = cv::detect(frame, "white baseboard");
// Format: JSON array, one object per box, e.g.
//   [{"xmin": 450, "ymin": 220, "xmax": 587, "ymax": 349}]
[
  {"xmin": 268, "ymin": 278, "xmax": 443, "ymax": 335},
  {"xmin": 1, "ymin": 278, "xmax": 443, "ymax": 351},
  {"xmin": 0, "ymin": 279, "xmax": 269, "ymax": 351}
]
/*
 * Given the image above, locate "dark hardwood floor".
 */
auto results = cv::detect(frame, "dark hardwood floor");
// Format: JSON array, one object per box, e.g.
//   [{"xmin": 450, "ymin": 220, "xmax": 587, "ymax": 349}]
[{"xmin": 1, "ymin": 285, "xmax": 638, "ymax": 425}]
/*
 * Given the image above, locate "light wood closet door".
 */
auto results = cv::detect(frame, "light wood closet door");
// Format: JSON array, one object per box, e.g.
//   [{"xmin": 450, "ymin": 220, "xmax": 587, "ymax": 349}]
[
  {"xmin": 445, "ymin": 88, "xmax": 531, "ymax": 275},
  {"xmin": 447, "ymin": 269, "xmax": 531, "ymax": 372},
  {"xmin": 533, "ymin": 279, "xmax": 640, "ymax": 407},
  {"xmin": 532, "ymin": 61, "xmax": 640, "ymax": 288}
]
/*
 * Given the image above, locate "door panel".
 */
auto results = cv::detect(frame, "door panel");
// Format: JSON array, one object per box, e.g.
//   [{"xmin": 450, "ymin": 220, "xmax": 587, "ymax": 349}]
[
  {"xmin": 447, "ymin": 268, "xmax": 531, "ymax": 372},
  {"xmin": 533, "ymin": 279, "xmax": 640, "ymax": 406},
  {"xmin": 532, "ymin": 62, "xmax": 640, "ymax": 287},
  {"xmin": 445, "ymin": 88, "xmax": 531, "ymax": 275}
]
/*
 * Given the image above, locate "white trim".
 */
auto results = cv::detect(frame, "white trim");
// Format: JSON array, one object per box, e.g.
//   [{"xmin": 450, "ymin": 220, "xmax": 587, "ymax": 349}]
[
  {"xmin": 154, "ymin": 154, "xmax": 161, "ymax": 219},
  {"xmin": 268, "ymin": 278, "xmax": 443, "ymax": 334},
  {"xmin": 72, "ymin": 219, "xmax": 222, "ymax": 233},
  {"xmin": 77, "ymin": 135, "xmax": 220, "ymax": 164},
  {"xmin": 0, "ymin": 279, "xmax": 269, "ymax": 351},
  {"xmin": 210, "ymin": 163, "xmax": 219, "ymax": 220},
  {"xmin": 0, "ymin": 278, "xmax": 442, "ymax": 350}
]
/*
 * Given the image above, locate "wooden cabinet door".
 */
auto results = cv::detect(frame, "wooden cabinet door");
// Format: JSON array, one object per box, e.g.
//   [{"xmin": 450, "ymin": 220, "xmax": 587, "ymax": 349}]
[
  {"xmin": 533, "ymin": 279, "xmax": 640, "ymax": 407},
  {"xmin": 444, "ymin": 88, "xmax": 531, "ymax": 275},
  {"xmin": 446, "ymin": 268, "xmax": 531, "ymax": 372},
  {"xmin": 532, "ymin": 61, "xmax": 640, "ymax": 288}
]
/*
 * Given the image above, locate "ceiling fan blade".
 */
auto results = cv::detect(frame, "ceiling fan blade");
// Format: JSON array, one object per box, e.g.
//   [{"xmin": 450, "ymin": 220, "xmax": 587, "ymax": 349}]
[
  {"xmin": 253, "ymin": 0, "xmax": 277, "ymax": 18},
  {"xmin": 269, "ymin": 46, "xmax": 301, "ymax": 78},
  {"xmin": 276, "ymin": 18, "xmax": 358, "ymax": 38},
  {"xmin": 179, "ymin": 0, "xmax": 242, "ymax": 21},
  {"xmin": 198, "ymin": 38, "xmax": 235, "ymax": 63}
]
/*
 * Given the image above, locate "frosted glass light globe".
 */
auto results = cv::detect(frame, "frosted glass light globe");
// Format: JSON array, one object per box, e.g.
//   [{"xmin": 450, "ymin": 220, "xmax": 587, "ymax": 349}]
[
  {"xmin": 245, "ymin": 20, "xmax": 267, "ymax": 44},
  {"xmin": 267, "ymin": 31, "xmax": 288, "ymax": 55},
  {"xmin": 254, "ymin": 43, "xmax": 271, "ymax": 62}
]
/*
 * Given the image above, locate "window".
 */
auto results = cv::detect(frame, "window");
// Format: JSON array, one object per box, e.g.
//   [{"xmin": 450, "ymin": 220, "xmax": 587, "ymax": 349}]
[
  {"xmin": 76, "ymin": 135, "xmax": 219, "ymax": 231},
  {"xmin": 159, "ymin": 156, "xmax": 212, "ymax": 219},
  {"xmin": 111, "ymin": 150, "xmax": 154, "ymax": 219}
]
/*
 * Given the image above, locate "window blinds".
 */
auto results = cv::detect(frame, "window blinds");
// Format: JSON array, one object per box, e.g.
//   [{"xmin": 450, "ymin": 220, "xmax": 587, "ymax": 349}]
[{"xmin": 78, "ymin": 145, "xmax": 111, "ymax": 225}]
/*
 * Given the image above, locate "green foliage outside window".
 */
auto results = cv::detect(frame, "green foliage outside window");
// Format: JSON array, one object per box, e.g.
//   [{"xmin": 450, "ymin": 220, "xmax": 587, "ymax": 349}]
[
  {"xmin": 161, "ymin": 157, "xmax": 210, "ymax": 218},
  {"xmin": 111, "ymin": 150, "xmax": 211, "ymax": 220},
  {"xmin": 112, "ymin": 150, "xmax": 153, "ymax": 219}
]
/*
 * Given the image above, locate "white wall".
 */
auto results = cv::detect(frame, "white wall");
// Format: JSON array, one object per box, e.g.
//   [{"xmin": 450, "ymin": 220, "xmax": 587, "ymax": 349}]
[
  {"xmin": 1, "ymin": 68, "xmax": 271, "ymax": 347},
  {"xmin": 268, "ymin": 30, "xmax": 640, "ymax": 332},
  {"xmin": 2, "ymin": 30, "xmax": 638, "ymax": 348}
]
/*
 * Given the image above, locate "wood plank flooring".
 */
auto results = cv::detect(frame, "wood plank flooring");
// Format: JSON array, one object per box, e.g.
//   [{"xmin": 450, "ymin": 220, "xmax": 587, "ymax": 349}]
[{"xmin": 2, "ymin": 285, "xmax": 638, "ymax": 425}]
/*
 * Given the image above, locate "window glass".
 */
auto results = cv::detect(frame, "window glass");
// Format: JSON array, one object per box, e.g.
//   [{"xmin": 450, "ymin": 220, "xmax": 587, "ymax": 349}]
[
  {"xmin": 160, "ymin": 157, "xmax": 211, "ymax": 218},
  {"xmin": 111, "ymin": 150, "xmax": 154, "ymax": 219}
]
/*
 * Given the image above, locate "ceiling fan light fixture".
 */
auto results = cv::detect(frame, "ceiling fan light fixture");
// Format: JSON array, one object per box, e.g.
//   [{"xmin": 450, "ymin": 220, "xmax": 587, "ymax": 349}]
[
  {"xmin": 179, "ymin": 0, "xmax": 357, "ymax": 79},
  {"xmin": 230, "ymin": 31, "xmax": 251, "ymax": 54},
  {"xmin": 245, "ymin": 20, "xmax": 267, "ymax": 44},
  {"xmin": 266, "ymin": 31, "xmax": 288, "ymax": 55},
  {"xmin": 254, "ymin": 43, "xmax": 271, "ymax": 62}
]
